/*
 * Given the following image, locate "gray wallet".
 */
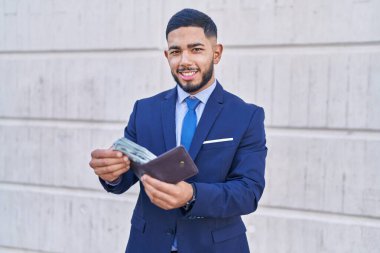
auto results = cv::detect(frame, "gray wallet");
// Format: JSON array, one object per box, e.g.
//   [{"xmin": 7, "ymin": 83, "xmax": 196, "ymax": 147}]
[{"xmin": 132, "ymin": 146, "xmax": 199, "ymax": 184}]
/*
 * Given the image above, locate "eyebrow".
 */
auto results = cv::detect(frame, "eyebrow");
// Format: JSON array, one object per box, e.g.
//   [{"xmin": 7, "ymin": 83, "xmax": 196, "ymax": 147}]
[
  {"xmin": 187, "ymin": 42, "xmax": 205, "ymax": 48},
  {"xmin": 168, "ymin": 45, "xmax": 181, "ymax": 51},
  {"xmin": 168, "ymin": 43, "xmax": 205, "ymax": 51}
]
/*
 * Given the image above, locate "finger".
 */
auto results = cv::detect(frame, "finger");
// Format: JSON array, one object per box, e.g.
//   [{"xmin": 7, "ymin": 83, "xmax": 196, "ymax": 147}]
[
  {"xmin": 142, "ymin": 180, "xmax": 181, "ymax": 210},
  {"xmin": 149, "ymin": 196, "xmax": 174, "ymax": 210},
  {"xmin": 142, "ymin": 178, "xmax": 175, "ymax": 204},
  {"xmin": 142, "ymin": 174, "xmax": 177, "ymax": 194},
  {"xmin": 94, "ymin": 162, "xmax": 129, "ymax": 175},
  {"xmin": 143, "ymin": 184, "xmax": 154, "ymax": 202},
  {"xmin": 90, "ymin": 156, "xmax": 129, "ymax": 168},
  {"xmin": 143, "ymin": 186, "xmax": 170, "ymax": 210},
  {"xmin": 102, "ymin": 166, "xmax": 130, "ymax": 180},
  {"xmin": 91, "ymin": 149, "xmax": 123, "ymax": 159},
  {"xmin": 98, "ymin": 169, "xmax": 128, "ymax": 183},
  {"xmin": 145, "ymin": 186, "xmax": 179, "ymax": 210}
]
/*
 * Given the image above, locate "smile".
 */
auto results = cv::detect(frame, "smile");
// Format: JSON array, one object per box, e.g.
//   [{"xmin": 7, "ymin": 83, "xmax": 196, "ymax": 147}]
[
  {"xmin": 177, "ymin": 69, "xmax": 199, "ymax": 80},
  {"xmin": 181, "ymin": 71, "xmax": 196, "ymax": 76}
]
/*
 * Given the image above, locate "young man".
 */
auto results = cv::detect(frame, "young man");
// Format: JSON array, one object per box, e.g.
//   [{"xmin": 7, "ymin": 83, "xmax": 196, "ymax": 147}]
[{"xmin": 89, "ymin": 8, "xmax": 267, "ymax": 253}]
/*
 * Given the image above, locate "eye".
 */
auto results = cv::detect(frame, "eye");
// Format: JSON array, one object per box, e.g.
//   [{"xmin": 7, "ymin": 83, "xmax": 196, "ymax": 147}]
[
  {"xmin": 169, "ymin": 50, "xmax": 180, "ymax": 56},
  {"xmin": 192, "ymin": 48, "xmax": 203, "ymax": 53}
]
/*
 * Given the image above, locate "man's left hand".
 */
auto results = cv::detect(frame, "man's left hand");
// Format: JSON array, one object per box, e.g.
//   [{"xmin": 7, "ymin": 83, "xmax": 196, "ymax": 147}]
[{"xmin": 141, "ymin": 174, "xmax": 193, "ymax": 210}]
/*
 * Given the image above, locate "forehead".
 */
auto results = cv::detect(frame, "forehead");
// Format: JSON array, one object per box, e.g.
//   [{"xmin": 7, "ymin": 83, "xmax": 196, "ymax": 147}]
[{"xmin": 167, "ymin": 26, "xmax": 211, "ymax": 46}]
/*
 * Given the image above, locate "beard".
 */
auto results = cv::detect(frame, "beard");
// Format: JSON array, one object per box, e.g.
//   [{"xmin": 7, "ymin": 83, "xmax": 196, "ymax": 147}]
[{"xmin": 171, "ymin": 60, "xmax": 214, "ymax": 93}]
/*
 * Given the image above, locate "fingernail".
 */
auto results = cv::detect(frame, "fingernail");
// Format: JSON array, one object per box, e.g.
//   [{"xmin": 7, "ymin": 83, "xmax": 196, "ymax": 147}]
[
  {"xmin": 123, "ymin": 157, "xmax": 129, "ymax": 162},
  {"xmin": 117, "ymin": 152, "xmax": 122, "ymax": 157}
]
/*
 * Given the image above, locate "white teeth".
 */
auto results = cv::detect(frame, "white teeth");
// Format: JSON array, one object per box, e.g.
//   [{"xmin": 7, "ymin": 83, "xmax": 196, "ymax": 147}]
[{"xmin": 182, "ymin": 71, "xmax": 196, "ymax": 76}]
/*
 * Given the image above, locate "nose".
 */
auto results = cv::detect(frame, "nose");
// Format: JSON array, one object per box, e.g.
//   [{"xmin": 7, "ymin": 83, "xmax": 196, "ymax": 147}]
[{"xmin": 179, "ymin": 50, "xmax": 192, "ymax": 66}]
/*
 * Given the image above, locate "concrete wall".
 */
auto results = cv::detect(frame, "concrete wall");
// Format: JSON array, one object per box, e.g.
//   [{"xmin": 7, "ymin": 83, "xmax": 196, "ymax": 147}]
[{"xmin": 1, "ymin": 1, "xmax": 379, "ymax": 252}]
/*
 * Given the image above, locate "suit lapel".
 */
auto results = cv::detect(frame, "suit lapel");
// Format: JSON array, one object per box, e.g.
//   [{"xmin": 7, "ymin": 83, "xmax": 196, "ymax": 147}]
[
  {"xmin": 161, "ymin": 87, "xmax": 177, "ymax": 151},
  {"xmin": 189, "ymin": 83, "xmax": 224, "ymax": 160}
]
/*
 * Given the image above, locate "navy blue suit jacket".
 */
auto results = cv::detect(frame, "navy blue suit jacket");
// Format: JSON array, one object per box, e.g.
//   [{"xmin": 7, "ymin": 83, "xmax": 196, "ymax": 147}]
[{"xmin": 100, "ymin": 82, "xmax": 267, "ymax": 253}]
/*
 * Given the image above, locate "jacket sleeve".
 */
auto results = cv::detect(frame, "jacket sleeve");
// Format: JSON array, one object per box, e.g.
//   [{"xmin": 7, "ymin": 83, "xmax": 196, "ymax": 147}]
[
  {"xmin": 99, "ymin": 101, "xmax": 140, "ymax": 194},
  {"xmin": 186, "ymin": 107, "xmax": 267, "ymax": 218}
]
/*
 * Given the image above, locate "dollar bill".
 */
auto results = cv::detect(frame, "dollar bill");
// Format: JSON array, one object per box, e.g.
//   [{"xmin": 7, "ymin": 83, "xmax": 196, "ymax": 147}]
[{"xmin": 112, "ymin": 137, "xmax": 157, "ymax": 165}]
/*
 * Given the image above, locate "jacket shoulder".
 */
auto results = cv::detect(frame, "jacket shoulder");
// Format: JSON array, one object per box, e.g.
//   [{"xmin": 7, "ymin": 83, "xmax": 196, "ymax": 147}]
[
  {"xmin": 222, "ymin": 89, "xmax": 262, "ymax": 113},
  {"xmin": 138, "ymin": 88, "xmax": 175, "ymax": 104}
]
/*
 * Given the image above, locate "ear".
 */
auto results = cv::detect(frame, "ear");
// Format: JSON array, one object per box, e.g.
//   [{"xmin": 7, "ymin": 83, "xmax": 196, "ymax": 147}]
[
  {"xmin": 213, "ymin": 44, "xmax": 223, "ymax": 64},
  {"xmin": 164, "ymin": 50, "xmax": 169, "ymax": 59}
]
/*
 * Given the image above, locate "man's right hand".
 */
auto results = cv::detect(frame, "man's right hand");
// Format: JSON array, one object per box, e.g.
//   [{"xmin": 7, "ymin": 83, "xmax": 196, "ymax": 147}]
[{"xmin": 89, "ymin": 149, "xmax": 130, "ymax": 183}]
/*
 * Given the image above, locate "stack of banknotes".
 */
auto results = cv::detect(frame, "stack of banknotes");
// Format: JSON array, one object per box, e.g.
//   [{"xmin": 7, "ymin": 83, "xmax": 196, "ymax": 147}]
[{"xmin": 112, "ymin": 137, "xmax": 157, "ymax": 165}]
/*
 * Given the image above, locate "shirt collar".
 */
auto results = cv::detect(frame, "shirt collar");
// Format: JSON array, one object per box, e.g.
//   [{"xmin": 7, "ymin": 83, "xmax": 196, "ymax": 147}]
[{"xmin": 176, "ymin": 80, "xmax": 217, "ymax": 104}]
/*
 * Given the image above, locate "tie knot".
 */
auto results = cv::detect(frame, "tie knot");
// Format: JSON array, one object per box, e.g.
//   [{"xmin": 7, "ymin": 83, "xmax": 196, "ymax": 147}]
[{"xmin": 185, "ymin": 97, "xmax": 201, "ymax": 110}]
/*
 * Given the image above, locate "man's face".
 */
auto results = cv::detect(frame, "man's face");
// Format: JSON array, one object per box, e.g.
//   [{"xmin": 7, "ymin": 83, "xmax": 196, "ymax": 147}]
[{"xmin": 165, "ymin": 27, "xmax": 223, "ymax": 94}]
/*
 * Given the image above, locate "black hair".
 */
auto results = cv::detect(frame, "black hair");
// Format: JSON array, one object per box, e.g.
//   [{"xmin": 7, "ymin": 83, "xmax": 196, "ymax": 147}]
[{"xmin": 166, "ymin": 8, "xmax": 217, "ymax": 40}]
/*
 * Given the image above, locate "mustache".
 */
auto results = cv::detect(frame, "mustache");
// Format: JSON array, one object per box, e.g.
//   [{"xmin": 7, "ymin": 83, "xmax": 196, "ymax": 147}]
[{"xmin": 177, "ymin": 67, "xmax": 199, "ymax": 73}]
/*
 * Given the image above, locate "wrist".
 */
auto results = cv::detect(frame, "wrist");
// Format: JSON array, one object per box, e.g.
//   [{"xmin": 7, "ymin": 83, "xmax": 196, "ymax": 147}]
[
  {"xmin": 105, "ymin": 176, "xmax": 122, "ymax": 186},
  {"xmin": 183, "ymin": 183, "xmax": 196, "ymax": 211}
]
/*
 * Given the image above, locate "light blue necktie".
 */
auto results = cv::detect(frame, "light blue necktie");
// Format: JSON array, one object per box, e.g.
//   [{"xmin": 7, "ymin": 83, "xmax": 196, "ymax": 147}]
[{"xmin": 181, "ymin": 97, "xmax": 201, "ymax": 151}]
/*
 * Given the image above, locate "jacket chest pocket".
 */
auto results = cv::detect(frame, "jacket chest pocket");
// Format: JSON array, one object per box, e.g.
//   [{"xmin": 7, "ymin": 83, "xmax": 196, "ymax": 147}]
[{"xmin": 201, "ymin": 139, "xmax": 235, "ymax": 151}]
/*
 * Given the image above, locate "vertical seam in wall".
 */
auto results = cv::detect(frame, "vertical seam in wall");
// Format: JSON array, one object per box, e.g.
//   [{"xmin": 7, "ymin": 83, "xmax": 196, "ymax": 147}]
[
  {"xmin": 270, "ymin": 56, "xmax": 275, "ymax": 125},
  {"xmin": 366, "ymin": 54, "xmax": 372, "ymax": 129},
  {"xmin": 325, "ymin": 56, "xmax": 331, "ymax": 127},
  {"xmin": 345, "ymin": 55, "xmax": 351, "ymax": 128},
  {"xmin": 306, "ymin": 58, "xmax": 311, "ymax": 127},
  {"xmin": 254, "ymin": 57, "xmax": 258, "ymax": 103},
  {"xmin": 288, "ymin": 57, "xmax": 293, "ymax": 126}
]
